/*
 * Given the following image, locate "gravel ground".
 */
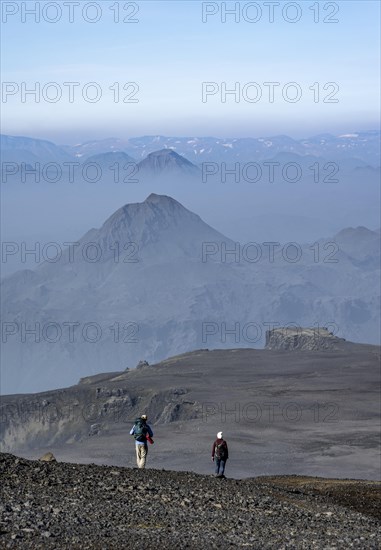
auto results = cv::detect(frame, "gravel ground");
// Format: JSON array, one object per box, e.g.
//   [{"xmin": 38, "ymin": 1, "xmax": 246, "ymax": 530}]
[{"xmin": 1, "ymin": 453, "xmax": 380, "ymax": 549}]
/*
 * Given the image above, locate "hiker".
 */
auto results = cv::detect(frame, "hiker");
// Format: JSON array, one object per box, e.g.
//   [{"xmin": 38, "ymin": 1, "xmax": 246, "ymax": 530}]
[
  {"xmin": 211, "ymin": 431, "xmax": 229, "ymax": 477},
  {"xmin": 130, "ymin": 414, "xmax": 154, "ymax": 469}
]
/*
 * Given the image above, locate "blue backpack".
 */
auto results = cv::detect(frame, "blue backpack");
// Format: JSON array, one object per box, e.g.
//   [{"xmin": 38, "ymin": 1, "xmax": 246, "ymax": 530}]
[{"xmin": 133, "ymin": 418, "xmax": 148, "ymax": 442}]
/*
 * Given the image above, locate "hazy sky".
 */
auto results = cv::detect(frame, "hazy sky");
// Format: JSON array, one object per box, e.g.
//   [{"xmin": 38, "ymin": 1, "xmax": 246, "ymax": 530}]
[{"xmin": 1, "ymin": 0, "xmax": 380, "ymax": 143}]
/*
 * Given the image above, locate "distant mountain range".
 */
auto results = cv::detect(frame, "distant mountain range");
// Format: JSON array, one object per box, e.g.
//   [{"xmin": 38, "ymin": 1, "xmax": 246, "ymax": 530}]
[
  {"xmin": 62, "ymin": 131, "xmax": 381, "ymax": 166},
  {"xmin": 0, "ymin": 134, "xmax": 73, "ymax": 165},
  {"xmin": 1, "ymin": 194, "xmax": 380, "ymax": 394},
  {"xmin": 1, "ymin": 131, "xmax": 380, "ymax": 168},
  {"xmin": 0, "ymin": 138, "xmax": 201, "ymax": 180}
]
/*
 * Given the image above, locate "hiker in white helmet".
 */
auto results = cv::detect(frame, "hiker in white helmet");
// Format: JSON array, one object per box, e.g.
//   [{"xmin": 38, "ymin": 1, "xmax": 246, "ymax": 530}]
[{"xmin": 211, "ymin": 431, "xmax": 229, "ymax": 477}]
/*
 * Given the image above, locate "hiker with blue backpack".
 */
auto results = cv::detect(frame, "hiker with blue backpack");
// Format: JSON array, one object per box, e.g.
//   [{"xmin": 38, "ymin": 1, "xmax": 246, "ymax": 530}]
[
  {"xmin": 130, "ymin": 414, "xmax": 154, "ymax": 468},
  {"xmin": 211, "ymin": 431, "xmax": 229, "ymax": 477}
]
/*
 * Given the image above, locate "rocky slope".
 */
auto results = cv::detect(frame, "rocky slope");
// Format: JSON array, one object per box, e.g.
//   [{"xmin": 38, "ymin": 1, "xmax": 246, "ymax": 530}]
[
  {"xmin": 1, "ymin": 453, "xmax": 380, "ymax": 549},
  {"xmin": 265, "ymin": 327, "xmax": 347, "ymax": 351}
]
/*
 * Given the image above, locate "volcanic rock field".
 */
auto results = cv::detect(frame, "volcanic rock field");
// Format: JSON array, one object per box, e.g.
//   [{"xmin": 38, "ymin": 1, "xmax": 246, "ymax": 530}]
[{"xmin": 1, "ymin": 453, "xmax": 380, "ymax": 549}]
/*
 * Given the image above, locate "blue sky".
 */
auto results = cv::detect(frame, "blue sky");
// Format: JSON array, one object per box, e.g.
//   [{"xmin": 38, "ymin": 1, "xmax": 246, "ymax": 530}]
[{"xmin": 1, "ymin": 0, "xmax": 380, "ymax": 143}]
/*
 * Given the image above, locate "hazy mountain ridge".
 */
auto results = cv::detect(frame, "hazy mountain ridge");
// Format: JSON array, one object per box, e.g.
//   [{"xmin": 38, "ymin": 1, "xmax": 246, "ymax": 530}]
[
  {"xmin": 0, "ymin": 134, "xmax": 73, "ymax": 164},
  {"xmin": 2, "ymin": 133, "xmax": 379, "ymax": 255},
  {"xmin": 83, "ymin": 151, "xmax": 137, "ymax": 166},
  {"xmin": 1, "ymin": 195, "xmax": 380, "ymax": 394},
  {"xmin": 2, "ymin": 131, "xmax": 380, "ymax": 167},
  {"xmin": 63, "ymin": 131, "xmax": 380, "ymax": 166}
]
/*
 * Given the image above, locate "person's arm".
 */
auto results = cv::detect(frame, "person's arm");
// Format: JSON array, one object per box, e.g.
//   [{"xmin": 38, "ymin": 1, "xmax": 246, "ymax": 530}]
[
  {"xmin": 224, "ymin": 441, "xmax": 229, "ymax": 460},
  {"xmin": 147, "ymin": 425, "xmax": 153, "ymax": 437},
  {"xmin": 211, "ymin": 440, "xmax": 216, "ymax": 460},
  {"xmin": 130, "ymin": 426, "xmax": 135, "ymax": 435}
]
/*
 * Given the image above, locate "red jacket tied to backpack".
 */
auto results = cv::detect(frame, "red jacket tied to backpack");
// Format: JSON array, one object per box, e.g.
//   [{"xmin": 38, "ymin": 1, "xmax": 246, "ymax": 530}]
[{"xmin": 212, "ymin": 438, "xmax": 229, "ymax": 460}]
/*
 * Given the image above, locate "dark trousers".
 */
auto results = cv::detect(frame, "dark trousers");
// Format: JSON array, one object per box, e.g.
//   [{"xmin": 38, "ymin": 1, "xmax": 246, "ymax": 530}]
[{"xmin": 215, "ymin": 458, "xmax": 226, "ymax": 475}]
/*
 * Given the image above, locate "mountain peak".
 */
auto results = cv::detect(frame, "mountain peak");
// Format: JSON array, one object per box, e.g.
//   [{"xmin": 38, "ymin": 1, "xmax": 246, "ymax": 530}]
[
  {"xmin": 144, "ymin": 193, "xmax": 181, "ymax": 206},
  {"xmin": 88, "ymin": 194, "xmax": 225, "ymax": 257},
  {"xmin": 147, "ymin": 148, "xmax": 178, "ymax": 157},
  {"xmin": 106, "ymin": 193, "xmax": 189, "ymax": 225},
  {"xmin": 137, "ymin": 149, "xmax": 199, "ymax": 175},
  {"xmin": 145, "ymin": 192, "xmax": 171, "ymax": 201},
  {"xmin": 335, "ymin": 226, "xmax": 379, "ymax": 242}
]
